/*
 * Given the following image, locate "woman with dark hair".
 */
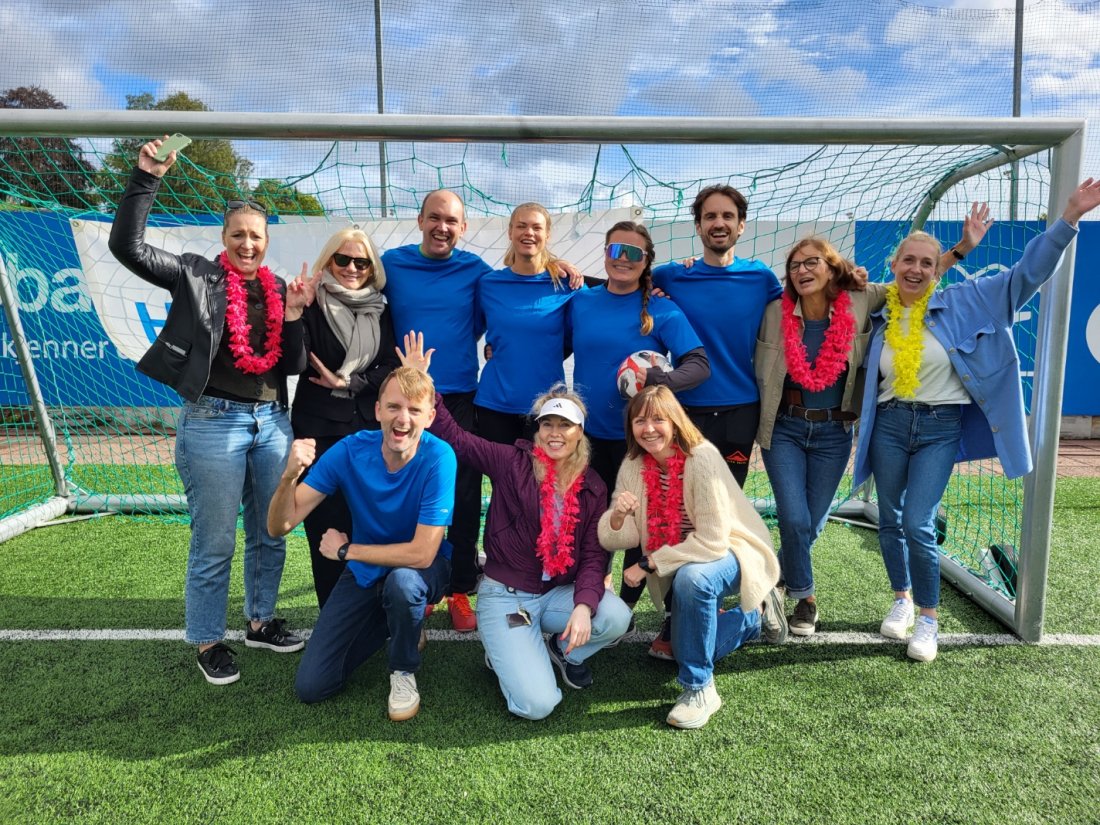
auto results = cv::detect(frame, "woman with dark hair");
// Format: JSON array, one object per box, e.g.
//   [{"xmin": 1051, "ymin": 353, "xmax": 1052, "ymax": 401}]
[
  {"xmin": 291, "ymin": 227, "xmax": 399, "ymax": 608},
  {"xmin": 399, "ymin": 332, "xmax": 631, "ymax": 720},
  {"xmin": 568, "ymin": 220, "xmax": 710, "ymax": 653},
  {"xmin": 108, "ymin": 136, "xmax": 310, "ymax": 685},
  {"xmin": 599, "ymin": 385, "xmax": 784, "ymax": 729},
  {"xmin": 757, "ymin": 210, "xmax": 993, "ymax": 637},
  {"xmin": 853, "ymin": 180, "xmax": 1099, "ymax": 663}
]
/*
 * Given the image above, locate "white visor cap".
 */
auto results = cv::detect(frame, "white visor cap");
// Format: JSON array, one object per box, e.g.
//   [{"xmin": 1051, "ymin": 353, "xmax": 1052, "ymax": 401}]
[{"xmin": 535, "ymin": 397, "xmax": 585, "ymax": 428}]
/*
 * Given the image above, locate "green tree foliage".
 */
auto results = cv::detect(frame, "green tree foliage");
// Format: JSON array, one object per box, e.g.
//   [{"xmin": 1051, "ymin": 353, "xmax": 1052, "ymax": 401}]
[
  {"xmin": 251, "ymin": 178, "xmax": 325, "ymax": 216},
  {"xmin": 0, "ymin": 86, "xmax": 101, "ymax": 209},
  {"xmin": 98, "ymin": 91, "xmax": 253, "ymax": 215}
]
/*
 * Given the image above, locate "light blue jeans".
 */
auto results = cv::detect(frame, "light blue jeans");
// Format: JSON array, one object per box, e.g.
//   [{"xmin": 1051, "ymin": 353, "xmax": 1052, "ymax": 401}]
[
  {"xmin": 670, "ymin": 553, "xmax": 762, "ymax": 690},
  {"xmin": 476, "ymin": 576, "xmax": 632, "ymax": 720},
  {"xmin": 869, "ymin": 400, "xmax": 963, "ymax": 609},
  {"xmin": 175, "ymin": 395, "xmax": 293, "ymax": 645},
  {"xmin": 760, "ymin": 414, "xmax": 853, "ymax": 600}
]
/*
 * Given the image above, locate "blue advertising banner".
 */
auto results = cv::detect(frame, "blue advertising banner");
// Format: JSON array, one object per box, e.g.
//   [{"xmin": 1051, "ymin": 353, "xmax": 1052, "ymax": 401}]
[{"xmin": 1063, "ymin": 222, "xmax": 1100, "ymax": 415}]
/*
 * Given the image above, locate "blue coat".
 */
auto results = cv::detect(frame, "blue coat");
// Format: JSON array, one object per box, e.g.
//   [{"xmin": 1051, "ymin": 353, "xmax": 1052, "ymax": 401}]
[{"xmin": 853, "ymin": 218, "xmax": 1078, "ymax": 486}]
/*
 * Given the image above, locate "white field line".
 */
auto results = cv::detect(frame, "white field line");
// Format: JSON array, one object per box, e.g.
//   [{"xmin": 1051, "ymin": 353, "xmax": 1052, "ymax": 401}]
[{"xmin": 2, "ymin": 628, "xmax": 1100, "ymax": 646}]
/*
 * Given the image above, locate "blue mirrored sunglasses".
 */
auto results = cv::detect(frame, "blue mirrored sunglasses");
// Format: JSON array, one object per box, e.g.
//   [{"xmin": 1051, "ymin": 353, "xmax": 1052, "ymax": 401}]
[{"xmin": 606, "ymin": 242, "xmax": 647, "ymax": 262}]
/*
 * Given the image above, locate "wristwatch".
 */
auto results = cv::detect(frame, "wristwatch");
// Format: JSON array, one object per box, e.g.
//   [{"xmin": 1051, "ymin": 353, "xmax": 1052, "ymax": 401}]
[
  {"xmin": 638, "ymin": 555, "xmax": 654, "ymax": 574},
  {"xmin": 337, "ymin": 541, "xmax": 351, "ymax": 562},
  {"xmin": 951, "ymin": 247, "xmax": 966, "ymax": 261}
]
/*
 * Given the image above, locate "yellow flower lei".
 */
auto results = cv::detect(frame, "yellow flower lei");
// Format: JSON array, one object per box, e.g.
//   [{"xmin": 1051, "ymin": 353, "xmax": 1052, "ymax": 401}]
[{"xmin": 884, "ymin": 283, "xmax": 932, "ymax": 399}]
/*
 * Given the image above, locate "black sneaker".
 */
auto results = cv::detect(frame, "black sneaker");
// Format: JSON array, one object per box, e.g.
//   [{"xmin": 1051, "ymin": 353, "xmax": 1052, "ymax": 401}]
[
  {"xmin": 245, "ymin": 618, "xmax": 304, "ymax": 653},
  {"xmin": 197, "ymin": 642, "xmax": 240, "ymax": 685},
  {"xmin": 789, "ymin": 598, "xmax": 819, "ymax": 637},
  {"xmin": 546, "ymin": 633, "xmax": 593, "ymax": 689}
]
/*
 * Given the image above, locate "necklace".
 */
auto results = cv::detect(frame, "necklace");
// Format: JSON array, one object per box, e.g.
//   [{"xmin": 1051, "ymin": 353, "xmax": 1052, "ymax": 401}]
[
  {"xmin": 641, "ymin": 447, "xmax": 686, "ymax": 553},
  {"xmin": 219, "ymin": 251, "xmax": 284, "ymax": 375},
  {"xmin": 884, "ymin": 283, "xmax": 932, "ymax": 399},
  {"xmin": 780, "ymin": 289, "xmax": 856, "ymax": 392},
  {"xmin": 532, "ymin": 447, "xmax": 584, "ymax": 577}
]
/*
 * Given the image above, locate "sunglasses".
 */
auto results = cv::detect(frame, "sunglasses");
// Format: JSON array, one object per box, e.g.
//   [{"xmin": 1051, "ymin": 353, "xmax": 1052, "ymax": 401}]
[
  {"xmin": 224, "ymin": 199, "xmax": 268, "ymax": 216},
  {"xmin": 331, "ymin": 252, "xmax": 373, "ymax": 271},
  {"xmin": 606, "ymin": 243, "xmax": 647, "ymax": 263},
  {"xmin": 788, "ymin": 256, "xmax": 823, "ymax": 273}
]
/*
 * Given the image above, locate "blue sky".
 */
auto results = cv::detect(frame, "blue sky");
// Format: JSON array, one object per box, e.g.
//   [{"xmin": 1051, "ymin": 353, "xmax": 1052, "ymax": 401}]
[{"xmin": 0, "ymin": 0, "xmax": 1096, "ymax": 218}]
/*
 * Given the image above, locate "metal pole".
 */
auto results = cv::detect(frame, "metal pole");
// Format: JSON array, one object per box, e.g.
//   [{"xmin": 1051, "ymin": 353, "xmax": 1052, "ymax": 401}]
[
  {"xmin": 0, "ymin": 253, "xmax": 69, "ymax": 498},
  {"xmin": 374, "ymin": 0, "xmax": 389, "ymax": 217},
  {"xmin": 1010, "ymin": 0, "xmax": 1024, "ymax": 220},
  {"xmin": 1015, "ymin": 125, "xmax": 1086, "ymax": 642},
  {"xmin": 0, "ymin": 111, "xmax": 1085, "ymax": 147}
]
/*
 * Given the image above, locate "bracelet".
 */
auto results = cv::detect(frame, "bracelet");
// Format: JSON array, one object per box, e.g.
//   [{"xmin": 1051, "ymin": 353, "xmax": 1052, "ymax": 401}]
[{"xmin": 951, "ymin": 247, "xmax": 965, "ymax": 261}]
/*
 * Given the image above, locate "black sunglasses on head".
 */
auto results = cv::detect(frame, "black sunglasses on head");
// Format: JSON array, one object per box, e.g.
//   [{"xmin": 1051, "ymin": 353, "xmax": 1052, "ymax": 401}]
[
  {"xmin": 332, "ymin": 252, "xmax": 373, "ymax": 271},
  {"xmin": 224, "ymin": 199, "xmax": 268, "ymax": 216}
]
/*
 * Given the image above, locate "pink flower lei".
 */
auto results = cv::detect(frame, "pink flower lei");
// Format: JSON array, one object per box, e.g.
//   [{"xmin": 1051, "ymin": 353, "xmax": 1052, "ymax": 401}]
[
  {"xmin": 532, "ymin": 447, "xmax": 585, "ymax": 577},
  {"xmin": 219, "ymin": 251, "xmax": 284, "ymax": 375},
  {"xmin": 780, "ymin": 289, "xmax": 856, "ymax": 393},
  {"xmin": 641, "ymin": 446, "xmax": 686, "ymax": 553}
]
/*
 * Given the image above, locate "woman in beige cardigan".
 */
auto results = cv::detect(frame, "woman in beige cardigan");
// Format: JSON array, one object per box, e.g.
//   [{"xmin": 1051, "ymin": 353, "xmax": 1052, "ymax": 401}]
[{"xmin": 598, "ymin": 386, "xmax": 786, "ymax": 729}]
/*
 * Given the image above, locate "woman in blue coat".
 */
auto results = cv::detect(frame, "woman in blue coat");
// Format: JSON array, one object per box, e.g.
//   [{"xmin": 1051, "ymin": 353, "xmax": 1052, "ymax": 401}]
[{"xmin": 853, "ymin": 178, "xmax": 1100, "ymax": 663}]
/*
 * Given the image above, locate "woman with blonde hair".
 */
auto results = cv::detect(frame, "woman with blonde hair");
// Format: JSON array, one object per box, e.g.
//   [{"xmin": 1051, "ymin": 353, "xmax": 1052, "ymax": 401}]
[
  {"xmin": 291, "ymin": 226, "xmax": 399, "ymax": 607},
  {"xmin": 599, "ymin": 385, "xmax": 785, "ymax": 729},
  {"xmin": 399, "ymin": 332, "xmax": 631, "ymax": 720}
]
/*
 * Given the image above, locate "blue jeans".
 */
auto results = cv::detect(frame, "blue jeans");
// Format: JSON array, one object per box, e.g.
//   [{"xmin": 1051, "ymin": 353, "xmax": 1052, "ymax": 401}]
[
  {"xmin": 295, "ymin": 553, "xmax": 451, "ymax": 704},
  {"xmin": 670, "ymin": 553, "xmax": 762, "ymax": 690},
  {"xmin": 175, "ymin": 396, "xmax": 292, "ymax": 645},
  {"xmin": 761, "ymin": 414, "xmax": 853, "ymax": 600},
  {"xmin": 476, "ymin": 576, "xmax": 632, "ymax": 720},
  {"xmin": 869, "ymin": 400, "xmax": 963, "ymax": 609}
]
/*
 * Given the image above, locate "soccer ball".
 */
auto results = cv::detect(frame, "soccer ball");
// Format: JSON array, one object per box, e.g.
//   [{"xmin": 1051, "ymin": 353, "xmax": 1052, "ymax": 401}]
[{"xmin": 616, "ymin": 350, "xmax": 673, "ymax": 399}]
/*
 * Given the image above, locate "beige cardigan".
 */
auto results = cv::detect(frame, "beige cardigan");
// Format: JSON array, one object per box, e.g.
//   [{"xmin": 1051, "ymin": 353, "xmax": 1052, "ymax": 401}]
[
  {"xmin": 754, "ymin": 283, "xmax": 888, "ymax": 450},
  {"xmin": 597, "ymin": 440, "xmax": 779, "ymax": 612}
]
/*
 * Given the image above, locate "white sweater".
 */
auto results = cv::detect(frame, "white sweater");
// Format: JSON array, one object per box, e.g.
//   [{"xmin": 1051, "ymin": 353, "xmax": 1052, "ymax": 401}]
[{"xmin": 597, "ymin": 440, "xmax": 779, "ymax": 611}]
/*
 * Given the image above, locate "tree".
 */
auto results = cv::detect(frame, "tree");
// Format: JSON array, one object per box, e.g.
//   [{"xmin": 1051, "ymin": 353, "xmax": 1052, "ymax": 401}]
[
  {"xmin": 251, "ymin": 179, "xmax": 325, "ymax": 216},
  {"xmin": 98, "ymin": 91, "xmax": 253, "ymax": 215},
  {"xmin": 0, "ymin": 86, "xmax": 101, "ymax": 209}
]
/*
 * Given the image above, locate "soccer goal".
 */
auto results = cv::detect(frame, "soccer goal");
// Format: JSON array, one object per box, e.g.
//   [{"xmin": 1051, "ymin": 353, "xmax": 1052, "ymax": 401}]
[{"xmin": 0, "ymin": 111, "xmax": 1085, "ymax": 640}]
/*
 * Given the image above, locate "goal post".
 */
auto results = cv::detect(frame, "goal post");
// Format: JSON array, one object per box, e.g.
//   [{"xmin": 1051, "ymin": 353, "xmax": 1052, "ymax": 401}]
[{"xmin": 0, "ymin": 112, "xmax": 1087, "ymax": 641}]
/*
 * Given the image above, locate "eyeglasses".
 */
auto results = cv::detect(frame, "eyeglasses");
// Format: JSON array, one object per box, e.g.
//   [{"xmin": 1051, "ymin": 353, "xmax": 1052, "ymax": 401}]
[
  {"xmin": 788, "ymin": 256, "xmax": 823, "ymax": 273},
  {"xmin": 224, "ymin": 199, "xmax": 268, "ymax": 216},
  {"xmin": 332, "ymin": 252, "xmax": 373, "ymax": 271},
  {"xmin": 606, "ymin": 243, "xmax": 647, "ymax": 263}
]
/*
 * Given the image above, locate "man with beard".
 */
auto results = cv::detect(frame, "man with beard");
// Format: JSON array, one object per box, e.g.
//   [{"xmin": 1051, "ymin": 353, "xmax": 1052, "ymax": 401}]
[{"xmin": 652, "ymin": 185, "xmax": 782, "ymax": 486}]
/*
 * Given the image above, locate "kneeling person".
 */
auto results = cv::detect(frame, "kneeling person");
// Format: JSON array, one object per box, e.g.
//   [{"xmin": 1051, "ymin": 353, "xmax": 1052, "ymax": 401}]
[{"xmin": 268, "ymin": 366, "xmax": 456, "ymax": 721}]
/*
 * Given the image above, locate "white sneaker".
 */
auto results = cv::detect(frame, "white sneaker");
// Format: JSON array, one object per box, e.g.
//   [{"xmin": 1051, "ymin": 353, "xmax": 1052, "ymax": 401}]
[
  {"xmin": 388, "ymin": 671, "xmax": 420, "ymax": 721},
  {"xmin": 666, "ymin": 682, "xmax": 722, "ymax": 729},
  {"xmin": 907, "ymin": 616, "xmax": 939, "ymax": 662},
  {"xmin": 880, "ymin": 598, "xmax": 915, "ymax": 640}
]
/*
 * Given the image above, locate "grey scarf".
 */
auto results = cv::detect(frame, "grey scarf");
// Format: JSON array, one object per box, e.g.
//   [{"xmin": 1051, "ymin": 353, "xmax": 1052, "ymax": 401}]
[{"xmin": 316, "ymin": 270, "xmax": 386, "ymax": 398}]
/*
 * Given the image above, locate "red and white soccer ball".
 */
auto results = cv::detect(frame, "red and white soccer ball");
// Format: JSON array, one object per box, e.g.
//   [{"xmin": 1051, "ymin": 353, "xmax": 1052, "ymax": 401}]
[{"xmin": 616, "ymin": 350, "xmax": 673, "ymax": 399}]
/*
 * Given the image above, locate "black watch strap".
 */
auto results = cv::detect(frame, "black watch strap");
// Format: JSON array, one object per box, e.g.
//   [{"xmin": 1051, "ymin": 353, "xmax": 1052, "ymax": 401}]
[
  {"xmin": 639, "ymin": 555, "xmax": 653, "ymax": 573},
  {"xmin": 951, "ymin": 247, "xmax": 965, "ymax": 261},
  {"xmin": 337, "ymin": 541, "xmax": 351, "ymax": 562}
]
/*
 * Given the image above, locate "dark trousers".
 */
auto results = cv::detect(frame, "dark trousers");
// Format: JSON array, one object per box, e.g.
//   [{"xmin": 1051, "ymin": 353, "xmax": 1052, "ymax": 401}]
[
  {"xmin": 589, "ymin": 436, "xmax": 649, "ymax": 606},
  {"xmin": 685, "ymin": 402, "xmax": 760, "ymax": 489},
  {"xmin": 476, "ymin": 405, "xmax": 537, "ymax": 446},
  {"xmin": 443, "ymin": 391, "xmax": 483, "ymax": 595}
]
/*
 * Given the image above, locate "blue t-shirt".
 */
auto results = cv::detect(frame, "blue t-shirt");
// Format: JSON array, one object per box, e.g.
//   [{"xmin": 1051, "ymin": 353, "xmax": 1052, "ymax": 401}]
[
  {"xmin": 381, "ymin": 244, "xmax": 492, "ymax": 394},
  {"xmin": 475, "ymin": 268, "xmax": 575, "ymax": 414},
  {"xmin": 303, "ymin": 429, "xmax": 457, "ymax": 588},
  {"xmin": 568, "ymin": 286, "xmax": 703, "ymax": 440},
  {"xmin": 653, "ymin": 259, "xmax": 782, "ymax": 406}
]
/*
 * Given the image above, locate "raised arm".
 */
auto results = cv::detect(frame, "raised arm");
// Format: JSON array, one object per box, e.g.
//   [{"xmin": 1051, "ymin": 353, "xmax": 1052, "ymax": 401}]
[{"xmin": 937, "ymin": 202, "xmax": 994, "ymax": 275}]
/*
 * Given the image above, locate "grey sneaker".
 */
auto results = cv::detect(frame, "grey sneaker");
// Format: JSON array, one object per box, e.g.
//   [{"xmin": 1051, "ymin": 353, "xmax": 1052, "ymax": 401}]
[
  {"xmin": 789, "ymin": 598, "xmax": 819, "ymax": 637},
  {"xmin": 760, "ymin": 587, "xmax": 789, "ymax": 644},
  {"xmin": 666, "ymin": 682, "xmax": 722, "ymax": 729},
  {"xmin": 880, "ymin": 598, "xmax": 915, "ymax": 640},
  {"xmin": 388, "ymin": 671, "xmax": 420, "ymax": 721}
]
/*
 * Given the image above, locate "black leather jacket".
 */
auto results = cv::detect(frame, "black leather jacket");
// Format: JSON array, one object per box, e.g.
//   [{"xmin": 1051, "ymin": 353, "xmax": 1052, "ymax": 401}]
[{"xmin": 108, "ymin": 168, "xmax": 305, "ymax": 402}]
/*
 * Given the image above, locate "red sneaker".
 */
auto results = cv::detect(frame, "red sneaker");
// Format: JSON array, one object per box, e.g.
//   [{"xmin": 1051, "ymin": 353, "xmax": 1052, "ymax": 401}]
[
  {"xmin": 648, "ymin": 616, "xmax": 674, "ymax": 661},
  {"xmin": 448, "ymin": 593, "xmax": 477, "ymax": 632}
]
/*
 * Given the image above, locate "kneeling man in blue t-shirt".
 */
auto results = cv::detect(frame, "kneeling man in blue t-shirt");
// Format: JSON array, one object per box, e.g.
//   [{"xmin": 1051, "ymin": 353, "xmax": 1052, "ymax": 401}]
[{"xmin": 268, "ymin": 366, "xmax": 457, "ymax": 721}]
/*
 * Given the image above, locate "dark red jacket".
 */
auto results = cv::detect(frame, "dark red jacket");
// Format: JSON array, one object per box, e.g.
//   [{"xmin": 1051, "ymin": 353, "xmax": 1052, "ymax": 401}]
[{"xmin": 430, "ymin": 395, "xmax": 609, "ymax": 616}]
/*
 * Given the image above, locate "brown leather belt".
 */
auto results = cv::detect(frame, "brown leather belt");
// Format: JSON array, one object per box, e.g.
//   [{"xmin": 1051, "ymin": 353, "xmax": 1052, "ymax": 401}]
[{"xmin": 781, "ymin": 404, "xmax": 857, "ymax": 423}]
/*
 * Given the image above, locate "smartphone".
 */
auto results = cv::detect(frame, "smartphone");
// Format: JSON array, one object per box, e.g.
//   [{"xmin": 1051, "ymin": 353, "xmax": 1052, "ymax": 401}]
[{"xmin": 153, "ymin": 133, "xmax": 192, "ymax": 162}]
